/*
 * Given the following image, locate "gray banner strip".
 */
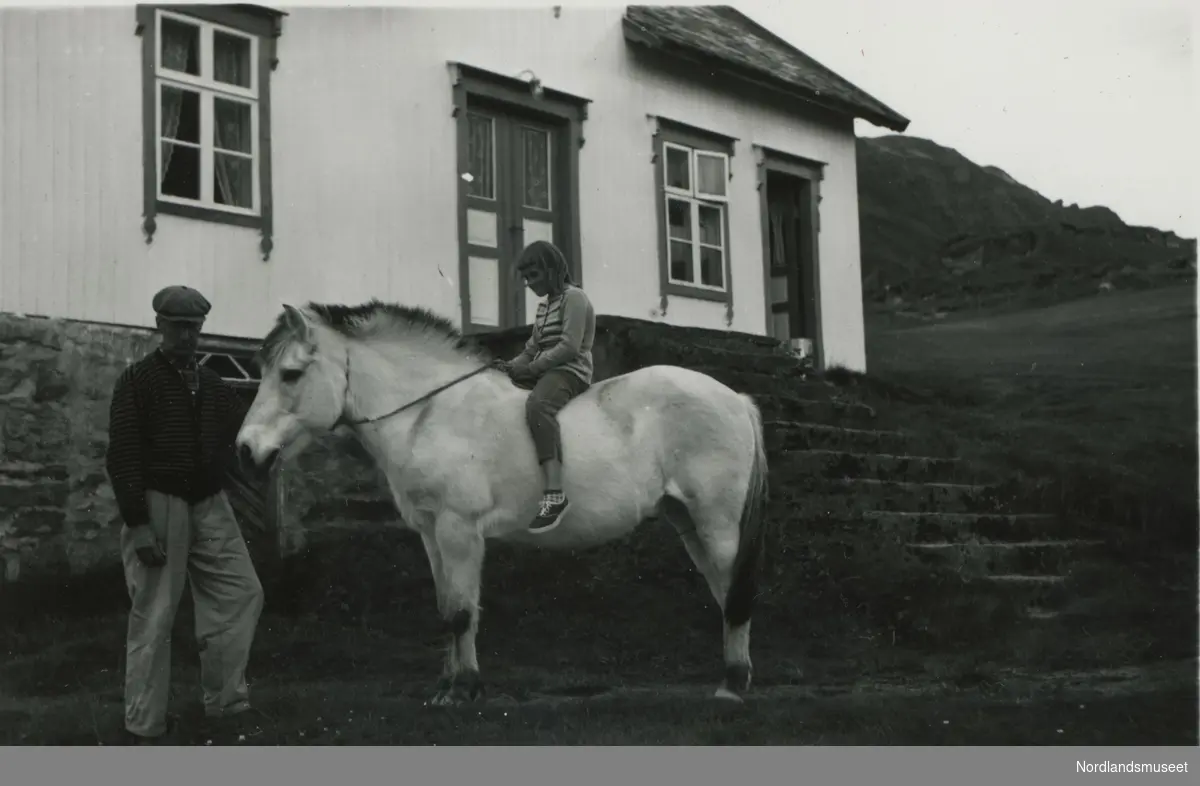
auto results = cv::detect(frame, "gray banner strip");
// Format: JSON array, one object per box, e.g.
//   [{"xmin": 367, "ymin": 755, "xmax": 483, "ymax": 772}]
[{"xmin": 3, "ymin": 746, "xmax": 1197, "ymax": 785}]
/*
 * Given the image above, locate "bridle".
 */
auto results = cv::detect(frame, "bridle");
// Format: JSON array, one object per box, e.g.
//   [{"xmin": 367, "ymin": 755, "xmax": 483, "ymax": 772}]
[{"xmin": 331, "ymin": 347, "xmax": 493, "ymax": 429}]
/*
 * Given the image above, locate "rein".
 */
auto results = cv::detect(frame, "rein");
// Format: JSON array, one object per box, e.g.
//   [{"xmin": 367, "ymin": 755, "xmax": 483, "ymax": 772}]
[{"xmin": 335, "ymin": 351, "xmax": 493, "ymax": 428}]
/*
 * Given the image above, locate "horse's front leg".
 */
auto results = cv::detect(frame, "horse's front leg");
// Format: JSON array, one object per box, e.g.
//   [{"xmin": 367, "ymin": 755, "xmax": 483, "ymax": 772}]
[
  {"xmin": 428, "ymin": 510, "xmax": 486, "ymax": 706},
  {"xmin": 417, "ymin": 526, "xmax": 459, "ymax": 703}
]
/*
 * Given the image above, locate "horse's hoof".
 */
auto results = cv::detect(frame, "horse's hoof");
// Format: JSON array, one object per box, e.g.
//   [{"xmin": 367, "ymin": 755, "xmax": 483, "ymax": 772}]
[
  {"xmin": 713, "ymin": 686, "xmax": 744, "ymax": 703},
  {"xmin": 457, "ymin": 669, "xmax": 485, "ymax": 703},
  {"xmin": 429, "ymin": 691, "xmax": 458, "ymax": 707},
  {"xmin": 723, "ymin": 664, "xmax": 752, "ymax": 695}
]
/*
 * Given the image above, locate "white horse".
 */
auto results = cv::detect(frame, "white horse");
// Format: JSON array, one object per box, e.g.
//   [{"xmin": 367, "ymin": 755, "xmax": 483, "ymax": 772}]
[{"xmin": 235, "ymin": 300, "xmax": 771, "ymax": 704}]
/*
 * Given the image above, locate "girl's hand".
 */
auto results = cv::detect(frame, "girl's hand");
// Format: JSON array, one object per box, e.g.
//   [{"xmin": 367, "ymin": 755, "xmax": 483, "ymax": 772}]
[{"xmin": 509, "ymin": 363, "xmax": 535, "ymax": 384}]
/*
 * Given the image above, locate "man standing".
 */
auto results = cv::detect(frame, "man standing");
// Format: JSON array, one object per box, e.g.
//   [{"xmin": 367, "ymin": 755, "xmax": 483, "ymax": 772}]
[{"xmin": 105, "ymin": 285, "xmax": 265, "ymax": 745}]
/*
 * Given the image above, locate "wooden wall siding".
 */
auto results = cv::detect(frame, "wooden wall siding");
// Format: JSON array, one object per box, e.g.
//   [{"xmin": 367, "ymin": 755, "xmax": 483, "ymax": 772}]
[{"xmin": 0, "ymin": 6, "xmax": 868, "ymax": 371}]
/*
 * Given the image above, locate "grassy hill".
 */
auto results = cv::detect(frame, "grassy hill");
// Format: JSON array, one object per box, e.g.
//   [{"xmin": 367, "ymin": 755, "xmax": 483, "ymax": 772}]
[
  {"xmin": 867, "ymin": 282, "xmax": 1196, "ymax": 543},
  {"xmin": 856, "ymin": 135, "xmax": 1197, "ymax": 321}
]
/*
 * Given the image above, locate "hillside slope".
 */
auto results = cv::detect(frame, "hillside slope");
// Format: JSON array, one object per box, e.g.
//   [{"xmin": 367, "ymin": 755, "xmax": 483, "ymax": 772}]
[{"xmin": 856, "ymin": 135, "xmax": 1197, "ymax": 319}]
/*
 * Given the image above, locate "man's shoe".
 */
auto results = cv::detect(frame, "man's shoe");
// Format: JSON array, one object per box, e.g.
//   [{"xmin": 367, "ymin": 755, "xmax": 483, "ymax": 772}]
[
  {"xmin": 201, "ymin": 706, "xmax": 271, "ymax": 745},
  {"xmin": 121, "ymin": 715, "xmax": 179, "ymax": 746}
]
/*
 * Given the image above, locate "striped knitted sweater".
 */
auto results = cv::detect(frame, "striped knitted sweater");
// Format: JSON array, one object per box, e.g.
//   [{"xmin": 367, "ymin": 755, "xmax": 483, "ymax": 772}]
[
  {"xmin": 514, "ymin": 285, "xmax": 596, "ymax": 384},
  {"xmin": 105, "ymin": 349, "xmax": 249, "ymax": 528}
]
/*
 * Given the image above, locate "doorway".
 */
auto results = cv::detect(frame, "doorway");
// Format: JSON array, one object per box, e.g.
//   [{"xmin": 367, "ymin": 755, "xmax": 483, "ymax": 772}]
[{"xmin": 759, "ymin": 152, "xmax": 823, "ymax": 367}]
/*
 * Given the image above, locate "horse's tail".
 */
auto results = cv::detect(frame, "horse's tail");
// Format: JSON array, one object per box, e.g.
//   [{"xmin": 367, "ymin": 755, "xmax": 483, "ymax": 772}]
[{"xmin": 723, "ymin": 393, "xmax": 771, "ymax": 628}]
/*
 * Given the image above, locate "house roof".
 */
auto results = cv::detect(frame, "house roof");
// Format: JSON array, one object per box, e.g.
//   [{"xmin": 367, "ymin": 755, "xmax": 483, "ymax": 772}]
[{"xmin": 622, "ymin": 5, "xmax": 910, "ymax": 132}]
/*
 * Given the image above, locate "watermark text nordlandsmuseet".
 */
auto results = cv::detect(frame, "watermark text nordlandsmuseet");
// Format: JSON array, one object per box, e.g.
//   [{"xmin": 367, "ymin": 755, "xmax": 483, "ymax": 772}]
[{"xmin": 1077, "ymin": 760, "xmax": 1189, "ymax": 774}]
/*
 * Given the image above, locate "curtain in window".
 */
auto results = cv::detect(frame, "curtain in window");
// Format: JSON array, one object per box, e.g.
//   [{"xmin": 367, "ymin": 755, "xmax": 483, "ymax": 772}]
[
  {"xmin": 159, "ymin": 25, "xmax": 193, "ymax": 182},
  {"xmin": 213, "ymin": 37, "xmax": 253, "ymax": 208}
]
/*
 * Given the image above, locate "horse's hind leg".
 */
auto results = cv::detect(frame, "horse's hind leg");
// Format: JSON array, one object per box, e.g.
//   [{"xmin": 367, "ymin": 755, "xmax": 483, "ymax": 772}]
[
  {"xmin": 429, "ymin": 510, "xmax": 486, "ymax": 706},
  {"xmin": 661, "ymin": 496, "xmax": 752, "ymax": 702}
]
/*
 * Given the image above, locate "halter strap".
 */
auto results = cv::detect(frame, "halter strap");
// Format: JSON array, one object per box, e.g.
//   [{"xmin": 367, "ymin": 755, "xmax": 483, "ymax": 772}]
[{"xmin": 334, "ymin": 350, "xmax": 492, "ymax": 429}]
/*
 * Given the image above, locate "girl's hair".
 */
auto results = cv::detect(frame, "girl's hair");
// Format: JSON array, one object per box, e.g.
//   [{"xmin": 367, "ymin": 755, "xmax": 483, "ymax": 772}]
[{"xmin": 516, "ymin": 240, "xmax": 572, "ymax": 292}]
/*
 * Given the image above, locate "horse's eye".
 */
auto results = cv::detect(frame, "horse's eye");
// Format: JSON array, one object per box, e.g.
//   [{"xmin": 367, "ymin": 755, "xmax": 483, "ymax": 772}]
[{"xmin": 280, "ymin": 368, "xmax": 303, "ymax": 384}]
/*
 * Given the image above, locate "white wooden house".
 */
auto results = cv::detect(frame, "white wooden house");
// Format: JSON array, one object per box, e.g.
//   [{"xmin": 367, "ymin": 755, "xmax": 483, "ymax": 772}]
[{"xmin": 0, "ymin": 3, "xmax": 909, "ymax": 375}]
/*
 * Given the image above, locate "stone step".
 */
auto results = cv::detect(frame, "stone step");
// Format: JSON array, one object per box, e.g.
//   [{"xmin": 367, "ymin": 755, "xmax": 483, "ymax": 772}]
[
  {"xmin": 857, "ymin": 511, "xmax": 1063, "ymax": 543},
  {"xmin": 768, "ymin": 448, "xmax": 972, "ymax": 484},
  {"xmin": 633, "ymin": 329, "xmax": 788, "ymax": 356},
  {"xmin": 765, "ymin": 507, "xmax": 1064, "ymax": 544},
  {"xmin": 690, "ymin": 366, "xmax": 834, "ymax": 400},
  {"xmin": 980, "ymin": 574, "xmax": 1072, "ymax": 613},
  {"xmin": 779, "ymin": 477, "xmax": 1036, "ymax": 515},
  {"xmin": 905, "ymin": 539, "xmax": 1105, "ymax": 577},
  {"xmin": 755, "ymin": 394, "xmax": 878, "ymax": 427},
  {"xmin": 764, "ymin": 420, "xmax": 915, "ymax": 454},
  {"xmin": 636, "ymin": 341, "xmax": 806, "ymax": 375}
]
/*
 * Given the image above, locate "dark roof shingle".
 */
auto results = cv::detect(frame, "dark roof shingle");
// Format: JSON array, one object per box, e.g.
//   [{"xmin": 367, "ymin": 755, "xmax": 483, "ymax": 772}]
[{"xmin": 623, "ymin": 5, "xmax": 910, "ymax": 132}]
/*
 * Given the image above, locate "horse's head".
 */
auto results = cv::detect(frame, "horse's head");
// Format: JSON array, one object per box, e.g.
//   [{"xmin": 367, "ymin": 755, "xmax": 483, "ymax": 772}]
[{"xmin": 236, "ymin": 304, "xmax": 347, "ymax": 472}]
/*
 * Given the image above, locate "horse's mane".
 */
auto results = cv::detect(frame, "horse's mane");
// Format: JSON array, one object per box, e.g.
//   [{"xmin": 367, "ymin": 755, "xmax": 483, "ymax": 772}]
[{"xmin": 256, "ymin": 299, "xmax": 494, "ymax": 368}]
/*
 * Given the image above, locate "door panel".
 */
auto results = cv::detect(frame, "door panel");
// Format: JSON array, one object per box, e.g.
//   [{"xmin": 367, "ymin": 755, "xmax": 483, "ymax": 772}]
[
  {"xmin": 466, "ymin": 207, "xmax": 499, "ymax": 247},
  {"xmin": 507, "ymin": 119, "xmax": 560, "ymax": 327},
  {"xmin": 522, "ymin": 216, "xmax": 555, "ymax": 324},
  {"xmin": 463, "ymin": 110, "xmax": 508, "ymax": 332},
  {"xmin": 467, "ymin": 255, "xmax": 501, "ymax": 327}
]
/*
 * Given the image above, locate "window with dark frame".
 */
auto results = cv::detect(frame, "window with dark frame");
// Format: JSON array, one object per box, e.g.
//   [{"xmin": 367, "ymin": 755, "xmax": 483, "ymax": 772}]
[
  {"xmin": 653, "ymin": 120, "xmax": 736, "ymax": 320},
  {"xmin": 137, "ymin": 3, "xmax": 281, "ymax": 259}
]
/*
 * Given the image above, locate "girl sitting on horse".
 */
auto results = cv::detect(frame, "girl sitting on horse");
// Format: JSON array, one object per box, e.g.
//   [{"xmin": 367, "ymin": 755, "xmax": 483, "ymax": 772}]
[{"xmin": 494, "ymin": 240, "xmax": 596, "ymax": 534}]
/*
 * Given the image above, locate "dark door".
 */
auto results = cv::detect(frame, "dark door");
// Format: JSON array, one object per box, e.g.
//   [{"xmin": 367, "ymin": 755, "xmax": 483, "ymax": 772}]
[
  {"xmin": 462, "ymin": 104, "xmax": 565, "ymax": 331},
  {"xmin": 766, "ymin": 172, "xmax": 802, "ymax": 341}
]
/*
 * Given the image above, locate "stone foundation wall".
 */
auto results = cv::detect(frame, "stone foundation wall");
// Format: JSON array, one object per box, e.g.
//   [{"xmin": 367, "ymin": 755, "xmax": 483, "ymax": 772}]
[{"xmin": 0, "ymin": 313, "xmax": 158, "ymax": 583}]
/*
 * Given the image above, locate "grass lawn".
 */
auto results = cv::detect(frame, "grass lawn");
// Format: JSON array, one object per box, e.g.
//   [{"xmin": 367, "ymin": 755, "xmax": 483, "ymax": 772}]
[
  {"xmin": 3, "ymin": 605, "xmax": 1196, "ymax": 746},
  {"xmin": 3, "ymin": 285, "xmax": 1195, "ymax": 745}
]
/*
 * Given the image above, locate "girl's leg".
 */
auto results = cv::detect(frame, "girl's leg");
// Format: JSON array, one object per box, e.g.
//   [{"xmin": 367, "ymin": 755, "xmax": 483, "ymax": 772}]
[{"xmin": 524, "ymin": 371, "xmax": 587, "ymax": 533}]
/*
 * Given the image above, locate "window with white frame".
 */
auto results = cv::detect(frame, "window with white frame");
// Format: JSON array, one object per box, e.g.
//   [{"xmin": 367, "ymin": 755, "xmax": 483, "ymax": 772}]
[
  {"xmin": 154, "ymin": 8, "xmax": 261, "ymax": 215},
  {"xmin": 662, "ymin": 140, "xmax": 730, "ymax": 291}
]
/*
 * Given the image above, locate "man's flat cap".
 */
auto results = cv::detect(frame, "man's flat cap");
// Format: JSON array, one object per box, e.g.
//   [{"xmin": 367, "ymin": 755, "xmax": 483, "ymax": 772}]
[{"xmin": 152, "ymin": 285, "xmax": 211, "ymax": 322}]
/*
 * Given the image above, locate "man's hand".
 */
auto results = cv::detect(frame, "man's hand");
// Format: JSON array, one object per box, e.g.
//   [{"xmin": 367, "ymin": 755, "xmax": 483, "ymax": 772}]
[
  {"xmin": 129, "ymin": 525, "xmax": 167, "ymax": 568},
  {"xmin": 491, "ymin": 359, "xmax": 512, "ymax": 373}
]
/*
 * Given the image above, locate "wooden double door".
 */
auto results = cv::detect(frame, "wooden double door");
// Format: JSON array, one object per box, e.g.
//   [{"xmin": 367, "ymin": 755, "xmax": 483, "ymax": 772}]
[{"xmin": 460, "ymin": 102, "xmax": 570, "ymax": 331}]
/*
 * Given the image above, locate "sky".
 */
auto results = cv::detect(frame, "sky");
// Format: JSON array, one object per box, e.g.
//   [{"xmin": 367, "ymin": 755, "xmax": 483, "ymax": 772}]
[{"xmin": 743, "ymin": 0, "xmax": 1196, "ymax": 236}]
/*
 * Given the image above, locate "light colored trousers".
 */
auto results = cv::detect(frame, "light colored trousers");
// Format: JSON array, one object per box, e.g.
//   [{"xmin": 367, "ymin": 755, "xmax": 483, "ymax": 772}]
[{"xmin": 120, "ymin": 489, "xmax": 265, "ymax": 737}]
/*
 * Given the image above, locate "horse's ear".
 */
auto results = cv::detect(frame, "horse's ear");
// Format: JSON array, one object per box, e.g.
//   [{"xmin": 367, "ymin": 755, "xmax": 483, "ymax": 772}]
[{"xmin": 282, "ymin": 303, "xmax": 311, "ymax": 342}]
